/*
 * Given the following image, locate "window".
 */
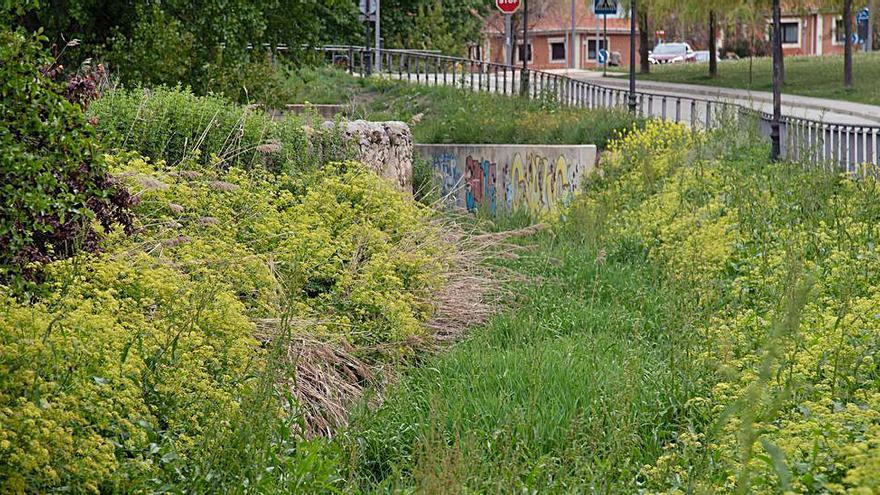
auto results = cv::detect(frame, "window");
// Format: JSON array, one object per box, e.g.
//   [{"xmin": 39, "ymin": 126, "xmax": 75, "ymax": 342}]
[
  {"xmin": 835, "ymin": 17, "xmax": 848, "ymax": 44},
  {"xmin": 780, "ymin": 22, "xmax": 799, "ymax": 44},
  {"xmin": 517, "ymin": 43, "xmax": 532, "ymax": 62},
  {"xmin": 587, "ymin": 39, "xmax": 607, "ymax": 59},
  {"xmin": 550, "ymin": 41, "xmax": 566, "ymax": 61}
]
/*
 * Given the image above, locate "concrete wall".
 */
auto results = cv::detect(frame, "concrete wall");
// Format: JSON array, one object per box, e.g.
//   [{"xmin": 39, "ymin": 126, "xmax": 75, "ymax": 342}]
[{"xmin": 415, "ymin": 144, "xmax": 598, "ymax": 215}]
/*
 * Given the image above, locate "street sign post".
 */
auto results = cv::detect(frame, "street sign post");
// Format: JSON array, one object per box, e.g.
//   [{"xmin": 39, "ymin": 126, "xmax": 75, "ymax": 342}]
[
  {"xmin": 597, "ymin": 49, "xmax": 608, "ymax": 64},
  {"xmin": 593, "ymin": 0, "xmax": 618, "ymax": 75},
  {"xmin": 593, "ymin": 0, "xmax": 618, "ymax": 15},
  {"xmin": 496, "ymin": 0, "xmax": 520, "ymax": 14}
]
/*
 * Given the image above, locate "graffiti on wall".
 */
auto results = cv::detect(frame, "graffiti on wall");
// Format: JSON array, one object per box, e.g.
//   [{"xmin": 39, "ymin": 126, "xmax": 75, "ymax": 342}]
[
  {"xmin": 465, "ymin": 156, "xmax": 497, "ymax": 214},
  {"xmin": 429, "ymin": 150, "xmax": 587, "ymax": 215},
  {"xmin": 431, "ymin": 152, "xmax": 462, "ymax": 201}
]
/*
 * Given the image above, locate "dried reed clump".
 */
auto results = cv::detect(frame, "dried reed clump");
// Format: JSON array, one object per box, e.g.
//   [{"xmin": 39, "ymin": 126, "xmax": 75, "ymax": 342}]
[
  {"xmin": 423, "ymin": 219, "xmax": 546, "ymax": 345},
  {"xmin": 196, "ymin": 216, "xmax": 219, "ymax": 226},
  {"xmin": 255, "ymin": 321, "xmax": 376, "ymax": 438},
  {"xmin": 208, "ymin": 180, "xmax": 240, "ymax": 192},
  {"xmin": 135, "ymin": 175, "xmax": 169, "ymax": 191}
]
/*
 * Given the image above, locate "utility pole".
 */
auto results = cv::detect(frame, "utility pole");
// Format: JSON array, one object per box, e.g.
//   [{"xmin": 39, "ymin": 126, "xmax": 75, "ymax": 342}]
[
  {"xmin": 521, "ymin": 0, "xmax": 529, "ymax": 96},
  {"xmin": 603, "ymin": 13, "xmax": 608, "ymax": 76},
  {"xmin": 771, "ymin": 0, "xmax": 782, "ymax": 161},
  {"xmin": 628, "ymin": 0, "xmax": 637, "ymax": 112},
  {"xmin": 506, "ymin": 14, "xmax": 513, "ymax": 65},
  {"xmin": 375, "ymin": 0, "xmax": 381, "ymax": 71}
]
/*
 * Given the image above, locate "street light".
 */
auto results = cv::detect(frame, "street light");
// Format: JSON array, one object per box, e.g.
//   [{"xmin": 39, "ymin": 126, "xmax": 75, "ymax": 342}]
[
  {"xmin": 628, "ymin": 0, "xmax": 637, "ymax": 113},
  {"xmin": 771, "ymin": 0, "xmax": 781, "ymax": 161}
]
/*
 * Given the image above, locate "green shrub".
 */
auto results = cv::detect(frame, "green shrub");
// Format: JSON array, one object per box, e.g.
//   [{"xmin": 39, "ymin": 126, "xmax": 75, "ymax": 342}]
[
  {"xmin": 568, "ymin": 121, "xmax": 880, "ymax": 493},
  {"xmin": 111, "ymin": 153, "xmax": 446, "ymax": 349},
  {"xmin": 88, "ymin": 87, "xmax": 312, "ymax": 174},
  {"xmin": 0, "ymin": 149, "xmax": 447, "ymax": 491},
  {"xmin": 0, "ymin": 26, "xmax": 132, "ymax": 292},
  {"xmin": 0, "ymin": 254, "xmax": 262, "ymax": 493}
]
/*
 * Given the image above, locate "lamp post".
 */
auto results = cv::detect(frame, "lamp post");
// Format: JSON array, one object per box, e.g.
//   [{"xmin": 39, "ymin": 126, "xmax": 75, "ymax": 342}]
[
  {"xmin": 628, "ymin": 0, "xmax": 637, "ymax": 112},
  {"xmin": 521, "ymin": 0, "xmax": 530, "ymax": 96},
  {"xmin": 771, "ymin": 0, "xmax": 782, "ymax": 161}
]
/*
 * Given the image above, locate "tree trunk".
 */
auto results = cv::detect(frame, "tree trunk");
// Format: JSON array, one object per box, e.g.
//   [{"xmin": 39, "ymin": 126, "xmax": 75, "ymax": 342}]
[
  {"xmin": 709, "ymin": 11, "xmax": 718, "ymax": 77},
  {"xmin": 639, "ymin": 11, "xmax": 650, "ymax": 74},
  {"xmin": 844, "ymin": 0, "xmax": 853, "ymax": 88}
]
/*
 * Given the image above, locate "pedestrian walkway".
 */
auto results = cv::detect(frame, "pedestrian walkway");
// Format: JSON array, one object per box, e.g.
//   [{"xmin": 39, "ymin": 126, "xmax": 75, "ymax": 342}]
[{"xmin": 559, "ymin": 71, "xmax": 880, "ymax": 125}]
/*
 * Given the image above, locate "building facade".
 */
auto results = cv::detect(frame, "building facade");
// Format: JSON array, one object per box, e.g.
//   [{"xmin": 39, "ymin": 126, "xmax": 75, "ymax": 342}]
[
  {"xmin": 480, "ymin": 4, "xmax": 865, "ymax": 70},
  {"xmin": 482, "ymin": 2, "xmax": 640, "ymax": 70},
  {"xmin": 773, "ymin": 10, "xmax": 865, "ymax": 56}
]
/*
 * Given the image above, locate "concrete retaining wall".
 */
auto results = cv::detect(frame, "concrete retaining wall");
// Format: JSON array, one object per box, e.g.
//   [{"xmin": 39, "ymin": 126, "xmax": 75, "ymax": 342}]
[{"xmin": 415, "ymin": 144, "xmax": 598, "ymax": 214}]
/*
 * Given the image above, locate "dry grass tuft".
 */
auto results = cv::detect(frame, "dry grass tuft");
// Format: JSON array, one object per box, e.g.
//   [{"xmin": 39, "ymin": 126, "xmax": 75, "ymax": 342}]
[
  {"xmin": 256, "ymin": 322, "xmax": 376, "ymax": 438},
  {"xmin": 208, "ymin": 180, "xmax": 240, "ymax": 192},
  {"xmin": 424, "ymin": 220, "xmax": 545, "ymax": 344}
]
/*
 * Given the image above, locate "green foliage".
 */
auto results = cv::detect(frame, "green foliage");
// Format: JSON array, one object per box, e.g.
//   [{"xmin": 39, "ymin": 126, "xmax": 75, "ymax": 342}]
[
  {"xmin": 571, "ymin": 120, "xmax": 880, "ymax": 492},
  {"xmin": 377, "ymin": 0, "xmax": 491, "ymax": 55},
  {"xmin": 88, "ymin": 87, "xmax": 313, "ymax": 174},
  {"xmin": 0, "ymin": 145, "xmax": 447, "ymax": 491},
  {"xmin": 341, "ymin": 119, "xmax": 880, "ymax": 492},
  {"xmin": 353, "ymin": 76, "xmax": 643, "ymax": 147},
  {"xmin": 344, "ymin": 190, "xmax": 707, "ymax": 491},
  {"xmin": 18, "ymin": 0, "xmax": 361, "ymax": 102},
  {"xmin": 0, "ymin": 25, "xmax": 132, "ymax": 292}
]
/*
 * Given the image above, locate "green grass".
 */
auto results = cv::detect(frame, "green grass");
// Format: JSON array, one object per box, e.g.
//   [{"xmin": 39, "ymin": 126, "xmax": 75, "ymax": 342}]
[
  {"xmin": 630, "ymin": 52, "xmax": 880, "ymax": 106},
  {"xmin": 343, "ymin": 219, "xmax": 711, "ymax": 492},
  {"xmin": 279, "ymin": 67, "xmax": 643, "ymax": 147}
]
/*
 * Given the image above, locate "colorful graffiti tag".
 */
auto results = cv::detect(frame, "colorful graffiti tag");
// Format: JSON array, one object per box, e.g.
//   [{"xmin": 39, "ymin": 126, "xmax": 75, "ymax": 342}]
[
  {"xmin": 465, "ymin": 156, "xmax": 497, "ymax": 214},
  {"xmin": 424, "ymin": 146, "xmax": 595, "ymax": 215}
]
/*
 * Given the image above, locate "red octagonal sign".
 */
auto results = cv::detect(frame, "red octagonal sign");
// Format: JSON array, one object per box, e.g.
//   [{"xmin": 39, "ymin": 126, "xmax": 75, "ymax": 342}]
[{"xmin": 496, "ymin": 0, "xmax": 520, "ymax": 14}]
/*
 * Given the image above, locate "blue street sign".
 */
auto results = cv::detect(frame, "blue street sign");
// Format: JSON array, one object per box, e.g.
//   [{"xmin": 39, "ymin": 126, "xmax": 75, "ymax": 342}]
[
  {"xmin": 597, "ymin": 49, "xmax": 609, "ymax": 64},
  {"xmin": 593, "ymin": 0, "xmax": 618, "ymax": 15},
  {"xmin": 857, "ymin": 8, "xmax": 869, "ymax": 23},
  {"xmin": 852, "ymin": 33, "xmax": 861, "ymax": 45}
]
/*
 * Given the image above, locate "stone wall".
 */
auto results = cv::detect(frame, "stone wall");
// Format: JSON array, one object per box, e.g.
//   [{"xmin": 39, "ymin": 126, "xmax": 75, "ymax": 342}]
[
  {"xmin": 415, "ymin": 144, "xmax": 598, "ymax": 215},
  {"xmin": 322, "ymin": 120, "xmax": 413, "ymax": 191}
]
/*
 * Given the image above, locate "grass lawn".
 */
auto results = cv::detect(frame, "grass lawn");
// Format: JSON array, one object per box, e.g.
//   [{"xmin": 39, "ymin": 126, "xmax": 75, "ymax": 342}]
[{"xmin": 630, "ymin": 52, "xmax": 880, "ymax": 106}]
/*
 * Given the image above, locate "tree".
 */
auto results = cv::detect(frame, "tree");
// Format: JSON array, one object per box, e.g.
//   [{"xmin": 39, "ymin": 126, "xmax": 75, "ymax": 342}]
[
  {"xmin": 14, "ymin": 1, "xmax": 361, "ymax": 98},
  {"xmin": 639, "ymin": 10, "xmax": 651, "ymax": 73},
  {"xmin": 709, "ymin": 10, "xmax": 718, "ymax": 76},
  {"xmin": 843, "ymin": 0, "xmax": 854, "ymax": 88},
  {"xmin": 376, "ymin": 0, "xmax": 491, "ymax": 55}
]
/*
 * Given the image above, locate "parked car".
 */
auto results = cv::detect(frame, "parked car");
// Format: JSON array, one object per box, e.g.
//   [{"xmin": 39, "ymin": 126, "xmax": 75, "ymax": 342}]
[
  {"xmin": 648, "ymin": 43, "xmax": 697, "ymax": 64},
  {"xmin": 693, "ymin": 50, "xmax": 710, "ymax": 63}
]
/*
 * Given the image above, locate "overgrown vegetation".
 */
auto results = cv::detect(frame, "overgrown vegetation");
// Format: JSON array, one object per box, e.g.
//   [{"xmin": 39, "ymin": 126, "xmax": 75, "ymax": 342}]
[
  {"xmin": 282, "ymin": 68, "xmax": 643, "ymax": 148},
  {"xmin": 0, "ymin": 25, "xmax": 133, "ymax": 293},
  {"xmin": 339, "ymin": 120, "xmax": 880, "ymax": 492},
  {"xmin": 0, "ymin": 26, "xmax": 472, "ymax": 493}
]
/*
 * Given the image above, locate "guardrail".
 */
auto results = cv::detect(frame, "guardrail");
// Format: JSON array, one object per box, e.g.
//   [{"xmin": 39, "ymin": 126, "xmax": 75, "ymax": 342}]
[{"xmin": 313, "ymin": 45, "xmax": 880, "ymax": 173}]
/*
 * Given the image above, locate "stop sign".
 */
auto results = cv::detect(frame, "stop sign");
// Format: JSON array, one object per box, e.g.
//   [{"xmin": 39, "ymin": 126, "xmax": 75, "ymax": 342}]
[{"xmin": 496, "ymin": 0, "xmax": 521, "ymax": 14}]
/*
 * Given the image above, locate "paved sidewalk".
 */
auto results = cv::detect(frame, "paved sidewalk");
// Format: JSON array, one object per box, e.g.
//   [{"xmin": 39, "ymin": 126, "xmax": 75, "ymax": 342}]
[{"xmin": 558, "ymin": 70, "xmax": 880, "ymax": 125}]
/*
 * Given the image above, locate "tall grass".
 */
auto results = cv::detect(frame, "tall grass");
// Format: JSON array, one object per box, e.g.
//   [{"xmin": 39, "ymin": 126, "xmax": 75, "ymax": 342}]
[{"xmin": 343, "ymin": 216, "xmax": 711, "ymax": 491}]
